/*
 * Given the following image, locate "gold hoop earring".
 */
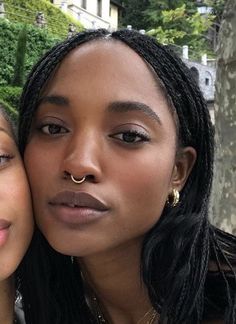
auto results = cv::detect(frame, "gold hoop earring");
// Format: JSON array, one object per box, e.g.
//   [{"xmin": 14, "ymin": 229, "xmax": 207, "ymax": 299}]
[
  {"xmin": 167, "ymin": 189, "xmax": 180, "ymax": 207},
  {"xmin": 70, "ymin": 174, "xmax": 86, "ymax": 184}
]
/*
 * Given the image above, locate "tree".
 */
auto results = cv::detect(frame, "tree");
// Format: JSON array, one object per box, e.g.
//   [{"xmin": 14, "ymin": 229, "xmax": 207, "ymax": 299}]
[
  {"xmin": 211, "ymin": 0, "xmax": 236, "ymax": 234},
  {"xmin": 144, "ymin": 0, "xmax": 197, "ymax": 26},
  {"xmin": 147, "ymin": 4, "xmax": 214, "ymax": 59},
  {"xmin": 12, "ymin": 25, "xmax": 27, "ymax": 87},
  {"xmin": 120, "ymin": 0, "xmax": 150, "ymax": 30}
]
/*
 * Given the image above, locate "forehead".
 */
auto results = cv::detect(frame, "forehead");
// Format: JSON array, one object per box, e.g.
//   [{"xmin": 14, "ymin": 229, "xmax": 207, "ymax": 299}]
[{"xmin": 44, "ymin": 40, "xmax": 163, "ymax": 99}]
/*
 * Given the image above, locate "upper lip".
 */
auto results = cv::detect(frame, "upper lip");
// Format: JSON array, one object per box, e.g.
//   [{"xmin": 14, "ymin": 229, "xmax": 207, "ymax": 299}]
[
  {"xmin": 49, "ymin": 191, "xmax": 109, "ymax": 211},
  {"xmin": 0, "ymin": 219, "xmax": 11, "ymax": 230}
]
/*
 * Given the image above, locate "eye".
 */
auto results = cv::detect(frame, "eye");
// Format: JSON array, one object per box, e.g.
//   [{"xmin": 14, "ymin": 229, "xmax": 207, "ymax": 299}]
[
  {"xmin": 0, "ymin": 154, "xmax": 13, "ymax": 166},
  {"xmin": 40, "ymin": 124, "xmax": 68, "ymax": 135},
  {"xmin": 111, "ymin": 130, "xmax": 150, "ymax": 144}
]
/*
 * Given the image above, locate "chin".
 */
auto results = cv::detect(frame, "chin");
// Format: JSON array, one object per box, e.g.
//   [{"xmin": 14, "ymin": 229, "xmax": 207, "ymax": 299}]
[{"xmin": 0, "ymin": 261, "xmax": 19, "ymax": 281}]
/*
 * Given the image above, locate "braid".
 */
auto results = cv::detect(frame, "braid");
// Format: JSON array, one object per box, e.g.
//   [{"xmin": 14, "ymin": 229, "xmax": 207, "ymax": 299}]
[{"xmin": 18, "ymin": 29, "xmax": 236, "ymax": 324}]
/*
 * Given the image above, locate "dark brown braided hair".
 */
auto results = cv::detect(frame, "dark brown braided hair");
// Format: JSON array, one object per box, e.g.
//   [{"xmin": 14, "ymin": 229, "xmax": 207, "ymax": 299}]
[{"xmin": 17, "ymin": 29, "xmax": 236, "ymax": 324}]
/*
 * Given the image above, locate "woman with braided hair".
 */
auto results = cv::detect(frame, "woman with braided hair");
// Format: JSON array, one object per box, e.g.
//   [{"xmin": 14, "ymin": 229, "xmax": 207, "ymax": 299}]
[{"xmin": 18, "ymin": 29, "xmax": 236, "ymax": 324}]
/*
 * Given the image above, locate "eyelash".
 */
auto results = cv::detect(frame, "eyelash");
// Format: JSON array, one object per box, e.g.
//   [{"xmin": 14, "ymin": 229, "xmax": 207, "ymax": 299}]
[
  {"xmin": 111, "ymin": 130, "xmax": 150, "ymax": 144},
  {"xmin": 0, "ymin": 154, "xmax": 14, "ymax": 165}
]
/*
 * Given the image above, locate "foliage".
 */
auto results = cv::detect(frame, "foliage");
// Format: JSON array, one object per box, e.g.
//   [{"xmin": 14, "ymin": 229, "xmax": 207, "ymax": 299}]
[
  {"xmin": 4, "ymin": 0, "xmax": 83, "ymax": 38},
  {"xmin": 203, "ymin": 0, "xmax": 226, "ymax": 51},
  {"xmin": 204, "ymin": 0, "xmax": 225, "ymax": 23},
  {"xmin": 12, "ymin": 25, "xmax": 27, "ymax": 86},
  {"xmin": 0, "ymin": 98, "xmax": 18, "ymax": 122},
  {"xmin": 144, "ymin": 0, "xmax": 197, "ymax": 26},
  {"xmin": 0, "ymin": 19, "xmax": 60, "ymax": 86},
  {"xmin": 146, "ymin": 4, "xmax": 215, "ymax": 59},
  {"xmin": 0, "ymin": 85, "xmax": 22, "ymax": 110},
  {"xmin": 120, "ymin": 0, "xmax": 150, "ymax": 30}
]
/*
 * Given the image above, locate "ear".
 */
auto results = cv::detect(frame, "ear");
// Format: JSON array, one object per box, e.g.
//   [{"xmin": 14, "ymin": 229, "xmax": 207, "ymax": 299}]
[{"xmin": 170, "ymin": 147, "xmax": 197, "ymax": 192}]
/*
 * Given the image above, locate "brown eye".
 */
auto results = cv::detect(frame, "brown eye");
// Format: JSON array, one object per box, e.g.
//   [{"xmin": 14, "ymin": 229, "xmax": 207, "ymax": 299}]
[
  {"xmin": 122, "ymin": 132, "xmax": 140, "ymax": 143},
  {"xmin": 41, "ymin": 124, "xmax": 68, "ymax": 135},
  {"xmin": 111, "ymin": 130, "xmax": 150, "ymax": 144}
]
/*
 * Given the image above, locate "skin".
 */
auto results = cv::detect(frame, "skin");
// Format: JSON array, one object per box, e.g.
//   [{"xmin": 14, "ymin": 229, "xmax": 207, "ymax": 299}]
[
  {"xmin": 24, "ymin": 41, "xmax": 196, "ymax": 323},
  {"xmin": 0, "ymin": 115, "xmax": 33, "ymax": 324}
]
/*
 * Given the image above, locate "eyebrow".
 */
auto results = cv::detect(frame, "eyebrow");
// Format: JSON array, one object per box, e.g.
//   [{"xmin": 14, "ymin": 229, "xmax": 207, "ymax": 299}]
[
  {"xmin": 38, "ymin": 95, "xmax": 69, "ymax": 107},
  {"xmin": 107, "ymin": 101, "xmax": 162, "ymax": 125},
  {"xmin": 37, "ymin": 96, "xmax": 162, "ymax": 125}
]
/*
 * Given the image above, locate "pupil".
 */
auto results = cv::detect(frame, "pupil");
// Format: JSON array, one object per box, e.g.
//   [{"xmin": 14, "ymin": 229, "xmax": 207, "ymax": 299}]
[
  {"xmin": 49, "ymin": 125, "xmax": 60, "ymax": 134},
  {"xmin": 123, "ymin": 133, "xmax": 136, "ymax": 142}
]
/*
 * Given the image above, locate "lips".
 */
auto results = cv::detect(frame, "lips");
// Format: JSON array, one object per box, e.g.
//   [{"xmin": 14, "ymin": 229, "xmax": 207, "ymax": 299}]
[
  {"xmin": 48, "ymin": 191, "xmax": 109, "ymax": 226},
  {"xmin": 0, "ymin": 219, "xmax": 11, "ymax": 230},
  {"xmin": 49, "ymin": 191, "xmax": 108, "ymax": 211}
]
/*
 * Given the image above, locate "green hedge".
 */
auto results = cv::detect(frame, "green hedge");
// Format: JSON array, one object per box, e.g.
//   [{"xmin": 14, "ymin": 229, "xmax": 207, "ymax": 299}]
[
  {"xmin": 0, "ymin": 86, "xmax": 22, "ymax": 109},
  {"xmin": 4, "ymin": 0, "xmax": 83, "ymax": 38},
  {"xmin": 0, "ymin": 19, "xmax": 61, "ymax": 85}
]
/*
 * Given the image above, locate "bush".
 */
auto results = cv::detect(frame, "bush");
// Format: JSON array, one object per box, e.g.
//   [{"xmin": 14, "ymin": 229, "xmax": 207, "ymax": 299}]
[
  {"xmin": 0, "ymin": 19, "xmax": 61, "ymax": 85},
  {"xmin": 0, "ymin": 0, "xmax": 84, "ymax": 86},
  {"xmin": 0, "ymin": 86, "xmax": 22, "ymax": 109},
  {"xmin": 12, "ymin": 25, "xmax": 27, "ymax": 86},
  {"xmin": 4, "ymin": 0, "xmax": 83, "ymax": 38}
]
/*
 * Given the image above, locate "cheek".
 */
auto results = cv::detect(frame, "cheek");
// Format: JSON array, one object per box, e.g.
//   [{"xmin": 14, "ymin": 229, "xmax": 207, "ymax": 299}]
[
  {"xmin": 0, "ymin": 164, "xmax": 33, "ymax": 280},
  {"xmin": 24, "ymin": 144, "xmax": 54, "ymax": 193},
  {"xmin": 6, "ymin": 165, "xmax": 32, "ymax": 208},
  {"xmin": 112, "ymin": 149, "xmax": 175, "ymax": 221}
]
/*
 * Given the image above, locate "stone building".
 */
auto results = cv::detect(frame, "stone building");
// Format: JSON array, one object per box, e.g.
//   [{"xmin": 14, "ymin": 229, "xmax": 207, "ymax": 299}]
[
  {"xmin": 50, "ymin": 0, "xmax": 122, "ymax": 31},
  {"xmin": 181, "ymin": 46, "xmax": 216, "ymax": 123}
]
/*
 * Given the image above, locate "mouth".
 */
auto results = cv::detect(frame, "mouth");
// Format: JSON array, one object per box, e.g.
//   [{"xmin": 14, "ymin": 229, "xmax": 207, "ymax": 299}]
[
  {"xmin": 0, "ymin": 219, "xmax": 11, "ymax": 230},
  {"xmin": 48, "ymin": 191, "xmax": 109, "ymax": 226},
  {"xmin": 49, "ymin": 191, "xmax": 108, "ymax": 210}
]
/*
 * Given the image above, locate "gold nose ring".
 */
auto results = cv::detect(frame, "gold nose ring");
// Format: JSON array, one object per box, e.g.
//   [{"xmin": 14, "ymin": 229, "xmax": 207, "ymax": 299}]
[{"xmin": 70, "ymin": 174, "xmax": 86, "ymax": 184}]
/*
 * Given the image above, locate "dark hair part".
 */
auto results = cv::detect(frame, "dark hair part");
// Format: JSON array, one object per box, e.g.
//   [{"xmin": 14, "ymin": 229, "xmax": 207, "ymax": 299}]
[{"xmin": 18, "ymin": 29, "xmax": 236, "ymax": 324}]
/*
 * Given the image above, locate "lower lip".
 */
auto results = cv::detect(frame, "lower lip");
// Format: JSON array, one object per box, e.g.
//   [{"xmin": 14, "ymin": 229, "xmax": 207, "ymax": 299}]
[
  {"xmin": 0, "ymin": 228, "xmax": 10, "ymax": 246},
  {"xmin": 48, "ymin": 204, "xmax": 108, "ymax": 227}
]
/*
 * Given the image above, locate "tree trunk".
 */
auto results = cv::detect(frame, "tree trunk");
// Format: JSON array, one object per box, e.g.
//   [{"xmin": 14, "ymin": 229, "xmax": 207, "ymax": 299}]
[{"xmin": 211, "ymin": 0, "xmax": 236, "ymax": 235}]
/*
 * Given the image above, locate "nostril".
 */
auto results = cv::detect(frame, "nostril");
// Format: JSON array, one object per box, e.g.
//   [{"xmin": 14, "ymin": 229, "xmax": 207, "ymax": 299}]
[
  {"xmin": 63, "ymin": 171, "xmax": 71, "ymax": 179},
  {"xmin": 85, "ymin": 174, "xmax": 96, "ymax": 182}
]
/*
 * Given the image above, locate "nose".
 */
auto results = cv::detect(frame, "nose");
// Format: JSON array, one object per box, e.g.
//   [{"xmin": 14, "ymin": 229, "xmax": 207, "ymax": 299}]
[{"xmin": 61, "ymin": 130, "xmax": 103, "ymax": 183}]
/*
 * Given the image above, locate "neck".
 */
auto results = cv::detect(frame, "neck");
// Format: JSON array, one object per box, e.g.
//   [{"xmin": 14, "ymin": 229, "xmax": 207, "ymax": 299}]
[
  {"xmin": 77, "ymin": 238, "xmax": 153, "ymax": 324},
  {"xmin": 0, "ymin": 276, "xmax": 15, "ymax": 324}
]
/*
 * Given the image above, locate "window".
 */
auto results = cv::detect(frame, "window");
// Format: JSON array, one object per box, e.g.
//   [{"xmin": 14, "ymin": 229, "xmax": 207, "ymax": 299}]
[
  {"xmin": 97, "ymin": 0, "xmax": 102, "ymax": 17},
  {"xmin": 205, "ymin": 78, "xmax": 209, "ymax": 86},
  {"xmin": 81, "ymin": 0, "xmax": 86, "ymax": 9},
  {"xmin": 190, "ymin": 67, "xmax": 199, "ymax": 85}
]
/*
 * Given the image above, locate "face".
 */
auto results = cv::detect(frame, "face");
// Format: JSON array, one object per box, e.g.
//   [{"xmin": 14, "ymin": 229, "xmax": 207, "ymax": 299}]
[
  {"xmin": 0, "ymin": 115, "xmax": 33, "ymax": 280},
  {"xmin": 24, "ymin": 40, "xmax": 194, "ymax": 257}
]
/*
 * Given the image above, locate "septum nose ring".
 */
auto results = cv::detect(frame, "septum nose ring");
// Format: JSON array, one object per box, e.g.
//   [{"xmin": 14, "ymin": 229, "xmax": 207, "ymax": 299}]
[{"xmin": 70, "ymin": 174, "xmax": 86, "ymax": 184}]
